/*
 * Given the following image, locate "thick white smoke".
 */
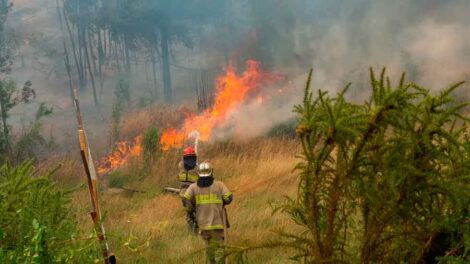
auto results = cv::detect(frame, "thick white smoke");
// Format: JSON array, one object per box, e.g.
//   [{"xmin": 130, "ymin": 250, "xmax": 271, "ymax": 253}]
[
  {"xmin": 219, "ymin": 0, "xmax": 470, "ymax": 140},
  {"xmin": 8, "ymin": 0, "xmax": 470, "ymax": 145}
]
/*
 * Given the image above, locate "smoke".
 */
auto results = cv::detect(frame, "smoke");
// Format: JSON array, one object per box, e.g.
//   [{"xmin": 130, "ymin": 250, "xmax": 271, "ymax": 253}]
[
  {"xmin": 213, "ymin": 0, "xmax": 470, "ymax": 140},
  {"xmin": 301, "ymin": 0, "xmax": 470, "ymax": 90},
  {"xmin": 404, "ymin": 20, "xmax": 470, "ymax": 88},
  {"xmin": 206, "ymin": 75, "xmax": 304, "ymax": 142},
  {"xmin": 229, "ymin": 93, "xmax": 297, "ymax": 140},
  {"xmin": 7, "ymin": 0, "xmax": 470, "ymax": 147}
]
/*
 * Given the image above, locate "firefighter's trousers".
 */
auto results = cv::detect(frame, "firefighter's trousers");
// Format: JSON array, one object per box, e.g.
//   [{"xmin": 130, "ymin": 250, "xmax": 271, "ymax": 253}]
[{"xmin": 201, "ymin": 229, "xmax": 225, "ymax": 264}]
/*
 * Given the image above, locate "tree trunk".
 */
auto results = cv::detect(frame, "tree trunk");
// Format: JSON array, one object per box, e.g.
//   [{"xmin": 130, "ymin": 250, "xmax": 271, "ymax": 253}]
[
  {"xmin": 159, "ymin": 26, "xmax": 172, "ymax": 102},
  {"xmin": 97, "ymin": 29, "xmax": 105, "ymax": 101},
  {"xmin": 77, "ymin": 23, "xmax": 86, "ymax": 90},
  {"xmin": 56, "ymin": 0, "xmax": 74, "ymax": 103},
  {"xmin": 124, "ymin": 35, "xmax": 131, "ymax": 75},
  {"xmin": 84, "ymin": 31, "xmax": 99, "ymax": 106},
  {"xmin": 90, "ymin": 32, "xmax": 104, "ymax": 100},
  {"xmin": 88, "ymin": 30, "xmax": 98, "ymax": 77},
  {"xmin": 150, "ymin": 47, "xmax": 158, "ymax": 100},
  {"xmin": 0, "ymin": 98, "xmax": 11, "ymax": 159},
  {"xmin": 62, "ymin": 5, "xmax": 85, "ymax": 91},
  {"xmin": 102, "ymin": 28, "xmax": 106, "ymax": 57}
]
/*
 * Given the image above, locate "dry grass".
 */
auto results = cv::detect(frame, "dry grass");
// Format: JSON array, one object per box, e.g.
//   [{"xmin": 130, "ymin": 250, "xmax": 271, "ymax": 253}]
[
  {"xmin": 56, "ymin": 102, "xmax": 301, "ymax": 263},
  {"xmin": 119, "ymin": 102, "xmax": 197, "ymax": 140},
  {"xmin": 67, "ymin": 135, "xmax": 301, "ymax": 263}
]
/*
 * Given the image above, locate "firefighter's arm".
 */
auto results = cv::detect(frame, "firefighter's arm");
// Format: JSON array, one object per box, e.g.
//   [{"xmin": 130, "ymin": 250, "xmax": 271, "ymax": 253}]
[
  {"xmin": 183, "ymin": 185, "xmax": 195, "ymax": 210},
  {"xmin": 221, "ymin": 183, "xmax": 233, "ymax": 205}
]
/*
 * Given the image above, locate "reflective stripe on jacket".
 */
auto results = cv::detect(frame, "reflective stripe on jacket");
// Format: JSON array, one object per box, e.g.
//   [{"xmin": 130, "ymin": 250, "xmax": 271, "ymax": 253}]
[
  {"xmin": 178, "ymin": 171, "xmax": 199, "ymax": 183},
  {"xmin": 184, "ymin": 181, "xmax": 232, "ymax": 231},
  {"xmin": 178, "ymin": 168, "xmax": 199, "ymax": 198}
]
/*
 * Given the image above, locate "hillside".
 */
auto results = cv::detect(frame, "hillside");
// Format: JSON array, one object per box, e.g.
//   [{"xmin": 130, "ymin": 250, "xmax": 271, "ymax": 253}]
[
  {"xmin": 2, "ymin": 1, "xmax": 470, "ymax": 263},
  {"xmin": 71, "ymin": 135, "xmax": 300, "ymax": 263}
]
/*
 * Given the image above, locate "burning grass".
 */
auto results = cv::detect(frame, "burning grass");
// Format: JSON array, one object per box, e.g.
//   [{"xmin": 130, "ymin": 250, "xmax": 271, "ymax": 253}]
[
  {"xmin": 160, "ymin": 60, "xmax": 283, "ymax": 150},
  {"xmin": 97, "ymin": 60, "xmax": 284, "ymax": 176},
  {"xmin": 68, "ymin": 135, "xmax": 300, "ymax": 263},
  {"xmin": 55, "ymin": 59, "xmax": 298, "ymax": 261},
  {"xmin": 53, "ymin": 101, "xmax": 299, "ymax": 260},
  {"xmin": 96, "ymin": 104, "xmax": 194, "ymax": 175}
]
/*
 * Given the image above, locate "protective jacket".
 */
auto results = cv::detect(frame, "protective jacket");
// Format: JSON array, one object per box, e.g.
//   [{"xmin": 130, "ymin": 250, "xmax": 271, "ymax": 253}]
[
  {"xmin": 184, "ymin": 178, "xmax": 233, "ymax": 231},
  {"xmin": 178, "ymin": 169, "xmax": 199, "ymax": 186},
  {"xmin": 178, "ymin": 161, "xmax": 199, "ymax": 193}
]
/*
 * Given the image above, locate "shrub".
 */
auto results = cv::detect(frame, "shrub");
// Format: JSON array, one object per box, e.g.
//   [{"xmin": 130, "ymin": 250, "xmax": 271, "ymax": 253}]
[
  {"xmin": 231, "ymin": 68, "xmax": 470, "ymax": 263},
  {"xmin": 0, "ymin": 161, "xmax": 99, "ymax": 262},
  {"xmin": 111, "ymin": 101, "xmax": 124, "ymax": 146},
  {"xmin": 15, "ymin": 102, "xmax": 54, "ymax": 162},
  {"xmin": 276, "ymin": 68, "xmax": 470, "ymax": 263},
  {"xmin": 108, "ymin": 171, "xmax": 129, "ymax": 189},
  {"xmin": 143, "ymin": 126, "xmax": 159, "ymax": 163}
]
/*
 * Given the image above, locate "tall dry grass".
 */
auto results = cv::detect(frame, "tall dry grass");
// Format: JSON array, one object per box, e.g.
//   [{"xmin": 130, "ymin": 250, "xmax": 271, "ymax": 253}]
[
  {"xmin": 66, "ymin": 136, "xmax": 300, "ymax": 263},
  {"xmin": 53, "ymin": 103, "xmax": 301, "ymax": 263},
  {"xmin": 118, "ymin": 102, "xmax": 197, "ymax": 140}
]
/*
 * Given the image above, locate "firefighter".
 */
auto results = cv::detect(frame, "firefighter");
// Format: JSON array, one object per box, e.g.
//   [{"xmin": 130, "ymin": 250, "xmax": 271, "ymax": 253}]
[
  {"xmin": 179, "ymin": 146, "xmax": 199, "ymax": 234},
  {"xmin": 184, "ymin": 162, "xmax": 233, "ymax": 264}
]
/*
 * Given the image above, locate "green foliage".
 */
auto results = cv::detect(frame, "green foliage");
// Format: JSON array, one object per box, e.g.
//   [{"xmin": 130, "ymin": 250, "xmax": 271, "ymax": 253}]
[
  {"xmin": 15, "ymin": 103, "xmax": 54, "ymax": 162},
  {"xmin": 0, "ymin": 1, "xmax": 20, "ymax": 160},
  {"xmin": 110, "ymin": 76, "xmax": 130, "ymax": 146},
  {"xmin": 115, "ymin": 75, "xmax": 131, "ymax": 106},
  {"xmin": 0, "ymin": 78, "xmax": 16, "ymax": 158},
  {"xmin": 108, "ymin": 171, "xmax": 129, "ymax": 189},
  {"xmin": 143, "ymin": 126, "xmax": 159, "ymax": 163},
  {"xmin": 111, "ymin": 101, "xmax": 123, "ymax": 146},
  {"xmin": 272, "ymin": 68, "xmax": 470, "ymax": 263},
  {"xmin": 0, "ymin": 77, "xmax": 17, "ymax": 113},
  {"xmin": 35, "ymin": 101, "xmax": 53, "ymax": 120},
  {"xmin": 0, "ymin": 1, "xmax": 16, "ymax": 75},
  {"xmin": 0, "ymin": 161, "xmax": 99, "ymax": 263},
  {"xmin": 0, "ymin": 3, "xmax": 39, "ymax": 162},
  {"xmin": 0, "ymin": 79, "xmax": 37, "ymax": 161}
]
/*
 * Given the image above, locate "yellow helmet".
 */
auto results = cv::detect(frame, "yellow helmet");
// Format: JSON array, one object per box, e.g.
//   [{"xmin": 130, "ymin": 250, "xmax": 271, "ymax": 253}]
[{"xmin": 198, "ymin": 162, "xmax": 213, "ymax": 177}]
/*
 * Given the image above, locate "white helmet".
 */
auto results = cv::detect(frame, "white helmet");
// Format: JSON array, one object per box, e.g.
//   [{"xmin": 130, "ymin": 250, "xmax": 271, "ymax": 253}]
[{"xmin": 198, "ymin": 162, "xmax": 213, "ymax": 177}]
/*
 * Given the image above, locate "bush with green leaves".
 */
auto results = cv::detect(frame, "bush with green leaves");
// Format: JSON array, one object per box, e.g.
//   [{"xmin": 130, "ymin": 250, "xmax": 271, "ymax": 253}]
[
  {"xmin": 111, "ymin": 101, "xmax": 123, "ymax": 146},
  {"xmin": 279, "ymin": 69, "xmax": 470, "ymax": 263},
  {"xmin": 231, "ymin": 69, "xmax": 470, "ymax": 263},
  {"xmin": 108, "ymin": 171, "xmax": 130, "ymax": 189},
  {"xmin": 15, "ymin": 103, "xmax": 54, "ymax": 162},
  {"xmin": 0, "ymin": 161, "xmax": 99, "ymax": 263},
  {"xmin": 143, "ymin": 126, "xmax": 159, "ymax": 162}
]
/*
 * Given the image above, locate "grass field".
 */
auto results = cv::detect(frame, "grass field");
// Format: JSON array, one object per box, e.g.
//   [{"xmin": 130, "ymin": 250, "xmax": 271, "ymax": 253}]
[{"xmin": 68, "ymin": 135, "xmax": 301, "ymax": 263}]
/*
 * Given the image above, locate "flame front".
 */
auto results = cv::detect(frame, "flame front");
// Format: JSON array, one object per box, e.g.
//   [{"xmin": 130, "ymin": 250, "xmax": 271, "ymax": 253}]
[
  {"xmin": 160, "ymin": 60, "xmax": 281, "ymax": 150},
  {"xmin": 97, "ymin": 60, "xmax": 281, "ymax": 174},
  {"xmin": 97, "ymin": 135, "xmax": 142, "ymax": 175}
]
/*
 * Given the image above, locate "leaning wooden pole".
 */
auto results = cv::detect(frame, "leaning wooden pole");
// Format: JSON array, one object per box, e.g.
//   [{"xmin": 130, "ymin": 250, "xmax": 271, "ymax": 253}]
[{"xmin": 73, "ymin": 90, "xmax": 116, "ymax": 264}]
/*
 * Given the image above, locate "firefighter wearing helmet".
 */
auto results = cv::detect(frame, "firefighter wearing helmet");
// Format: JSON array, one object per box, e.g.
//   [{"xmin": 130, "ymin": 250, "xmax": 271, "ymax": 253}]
[
  {"xmin": 179, "ymin": 146, "xmax": 199, "ymax": 234},
  {"xmin": 184, "ymin": 162, "xmax": 233, "ymax": 264}
]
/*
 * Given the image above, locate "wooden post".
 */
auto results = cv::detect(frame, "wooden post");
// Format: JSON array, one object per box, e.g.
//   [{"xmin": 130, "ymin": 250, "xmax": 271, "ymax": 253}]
[{"xmin": 73, "ymin": 90, "xmax": 116, "ymax": 264}]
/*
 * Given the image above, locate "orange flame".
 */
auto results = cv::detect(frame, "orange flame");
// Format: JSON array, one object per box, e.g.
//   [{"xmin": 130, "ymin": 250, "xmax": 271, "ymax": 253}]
[
  {"xmin": 96, "ymin": 60, "xmax": 281, "ymax": 174},
  {"xmin": 97, "ymin": 135, "xmax": 142, "ymax": 175},
  {"xmin": 160, "ymin": 60, "xmax": 281, "ymax": 150},
  {"xmin": 159, "ymin": 128, "xmax": 186, "ymax": 149}
]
